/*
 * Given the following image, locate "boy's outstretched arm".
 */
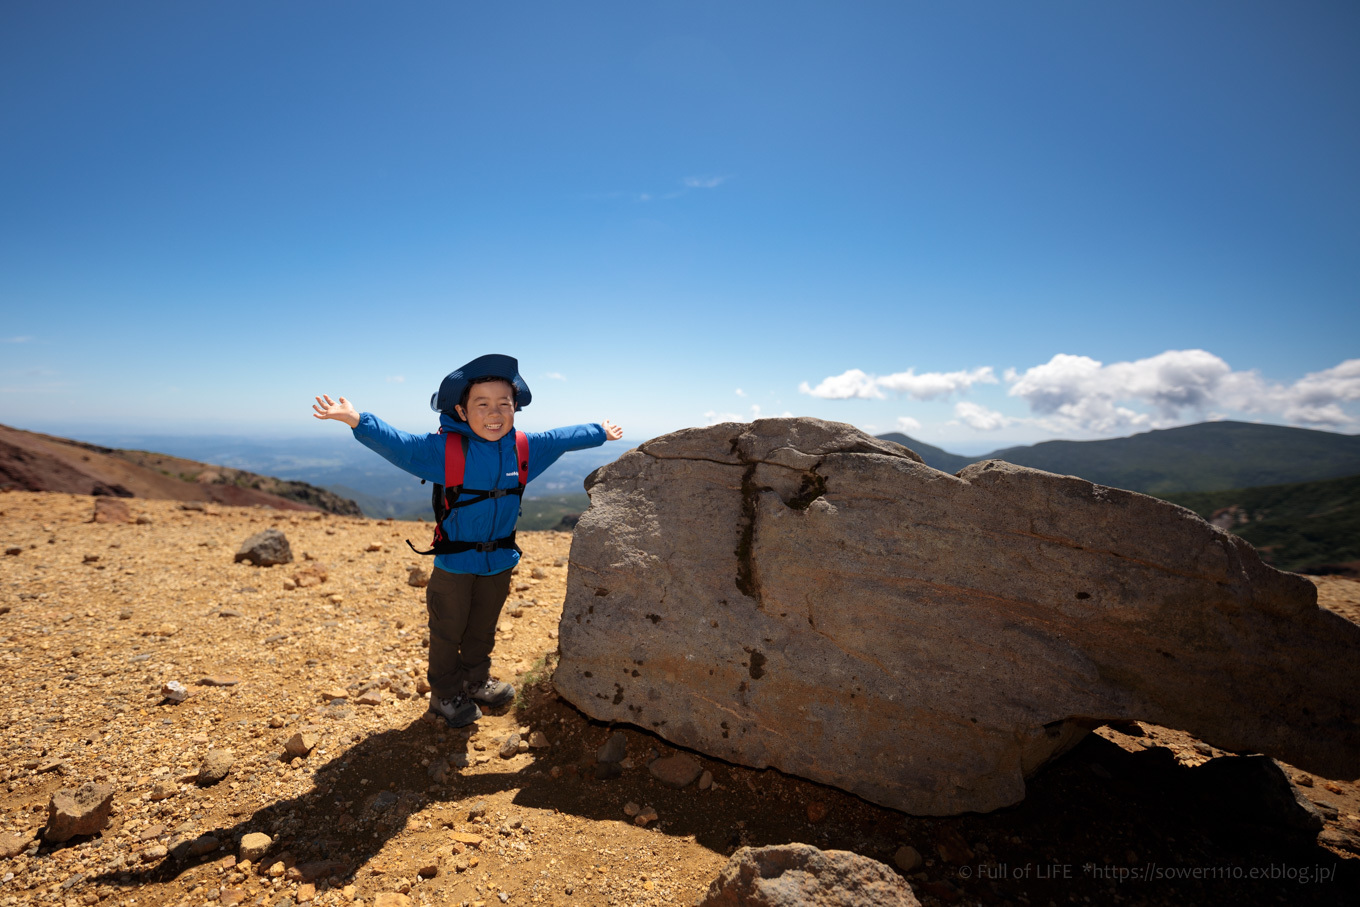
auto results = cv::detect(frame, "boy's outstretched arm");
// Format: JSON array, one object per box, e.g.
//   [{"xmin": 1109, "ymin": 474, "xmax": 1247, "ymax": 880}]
[
  {"xmin": 602, "ymin": 420, "xmax": 624, "ymax": 441},
  {"xmin": 312, "ymin": 394, "xmax": 360, "ymax": 429}
]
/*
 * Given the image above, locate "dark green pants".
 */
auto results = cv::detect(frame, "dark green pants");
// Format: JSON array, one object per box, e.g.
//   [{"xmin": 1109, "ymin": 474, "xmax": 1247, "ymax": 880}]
[{"xmin": 425, "ymin": 566, "xmax": 513, "ymax": 702}]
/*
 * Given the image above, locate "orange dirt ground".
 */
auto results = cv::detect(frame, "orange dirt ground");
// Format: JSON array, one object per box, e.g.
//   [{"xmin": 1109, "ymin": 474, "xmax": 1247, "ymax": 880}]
[{"xmin": 1, "ymin": 491, "xmax": 1357, "ymax": 907}]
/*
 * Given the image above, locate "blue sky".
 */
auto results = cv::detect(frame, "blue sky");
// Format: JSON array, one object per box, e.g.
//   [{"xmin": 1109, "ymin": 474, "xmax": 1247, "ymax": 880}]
[{"xmin": 2, "ymin": 1, "xmax": 1357, "ymax": 454}]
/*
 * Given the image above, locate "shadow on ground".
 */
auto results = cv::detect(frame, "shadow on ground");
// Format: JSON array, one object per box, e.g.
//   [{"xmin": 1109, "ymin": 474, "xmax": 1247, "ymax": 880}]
[{"xmin": 84, "ymin": 678, "xmax": 1358, "ymax": 906}]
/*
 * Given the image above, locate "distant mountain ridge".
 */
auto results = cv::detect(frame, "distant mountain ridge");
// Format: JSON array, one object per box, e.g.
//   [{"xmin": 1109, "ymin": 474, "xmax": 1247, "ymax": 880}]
[
  {"xmin": 877, "ymin": 421, "xmax": 1360, "ymax": 495},
  {"xmin": 0, "ymin": 423, "xmax": 361, "ymax": 515}
]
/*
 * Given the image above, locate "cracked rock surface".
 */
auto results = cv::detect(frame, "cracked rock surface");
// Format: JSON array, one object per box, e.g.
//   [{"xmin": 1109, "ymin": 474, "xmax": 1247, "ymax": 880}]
[{"xmin": 555, "ymin": 418, "xmax": 1360, "ymax": 815}]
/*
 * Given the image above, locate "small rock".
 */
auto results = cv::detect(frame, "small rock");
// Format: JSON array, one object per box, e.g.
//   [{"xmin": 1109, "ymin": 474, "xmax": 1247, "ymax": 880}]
[
  {"xmin": 634, "ymin": 806, "xmax": 659, "ymax": 827},
  {"xmin": 199, "ymin": 675, "xmax": 241, "ymax": 686},
  {"xmin": 140, "ymin": 843, "xmax": 168, "ymax": 862},
  {"xmin": 467, "ymin": 801, "xmax": 488, "ymax": 820},
  {"xmin": 234, "ymin": 529, "xmax": 293, "ymax": 567},
  {"xmin": 1296, "ymin": 774, "xmax": 1315, "ymax": 787},
  {"xmin": 149, "ymin": 780, "xmax": 177, "ymax": 801},
  {"xmin": 427, "ymin": 758, "xmax": 454, "ymax": 784},
  {"xmin": 320, "ymin": 687, "xmax": 349, "ymax": 702},
  {"xmin": 298, "ymin": 882, "xmax": 317, "ymax": 902},
  {"xmin": 499, "ymin": 734, "xmax": 522, "ymax": 759},
  {"xmin": 173, "ymin": 834, "xmax": 220, "ymax": 859},
  {"xmin": 92, "ymin": 497, "xmax": 132, "ymax": 524},
  {"xmin": 197, "ymin": 749, "xmax": 234, "ymax": 786},
  {"xmin": 118, "ymin": 609, "xmax": 133, "ymax": 620},
  {"xmin": 388, "ymin": 674, "xmax": 415, "ymax": 700},
  {"xmin": 417, "ymin": 864, "xmax": 438, "ymax": 878},
  {"xmin": 0, "ymin": 832, "xmax": 30, "ymax": 858},
  {"xmin": 623, "ymin": 802, "xmax": 641, "ymax": 817},
  {"xmin": 293, "ymin": 564, "xmax": 327, "ymax": 587},
  {"xmin": 698, "ymin": 770, "xmax": 714, "ymax": 790},
  {"xmin": 356, "ymin": 689, "xmax": 383, "ymax": 706},
  {"xmin": 407, "ymin": 567, "xmax": 430, "ymax": 588},
  {"xmin": 269, "ymin": 715, "xmax": 286, "ymax": 728},
  {"xmin": 649, "ymin": 754, "xmax": 702, "ymax": 789},
  {"xmin": 894, "ymin": 845, "xmax": 923, "ymax": 872},
  {"xmin": 285, "ymin": 733, "xmax": 317, "ymax": 759},
  {"xmin": 4, "ymin": 546, "xmax": 22, "ymax": 556},
  {"xmin": 44, "ymin": 783, "xmax": 115, "ymax": 842},
  {"xmin": 528, "ymin": 731, "xmax": 550, "ymax": 749},
  {"xmin": 805, "ymin": 800, "xmax": 828, "ymax": 823},
  {"xmin": 698, "ymin": 844, "xmax": 918, "ymax": 906},
  {"xmin": 530, "ymin": 567, "xmax": 548, "ymax": 579},
  {"xmin": 597, "ymin": 731, "xmax": 627, "ymax": 764},
  {"xmin": 218, "ymin": 608, "xmax": 245, "ymax": 618},
  {"xmin": 366, "ymin": 542, "xmax": 383, "ymax": 552},
  {"xmin": 239, "ymin": 832, "xmax": 272, "ymax": 862},
  {"xmin": 155, "ymin": 623, "xmax": 179, "ymax": 638}
]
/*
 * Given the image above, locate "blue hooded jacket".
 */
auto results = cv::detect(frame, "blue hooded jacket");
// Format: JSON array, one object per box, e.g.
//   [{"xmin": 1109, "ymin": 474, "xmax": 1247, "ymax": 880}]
[{"xmin": 352, "ymin": 411, "xmax": 607, "ymax": 575}]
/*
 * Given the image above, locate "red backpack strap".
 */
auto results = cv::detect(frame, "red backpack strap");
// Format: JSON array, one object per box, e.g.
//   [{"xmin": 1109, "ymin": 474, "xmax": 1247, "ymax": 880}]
[
  {"xmin": 444, "ymin": 431, "xmax": 468, "ymax": 488},
  {"xmin": 514, "ymin": 430, "xmax": 529, "ymax": 486}
]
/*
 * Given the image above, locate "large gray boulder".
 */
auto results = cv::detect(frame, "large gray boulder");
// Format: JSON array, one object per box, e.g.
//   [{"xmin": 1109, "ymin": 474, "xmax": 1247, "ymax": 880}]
[
  {"xmin": 699, "ymin": 844, "xmax": 920, "ymax": 906},
  {"xmin": 555, "ymin": 418, "xmax": 1360, "ymax": 815}
]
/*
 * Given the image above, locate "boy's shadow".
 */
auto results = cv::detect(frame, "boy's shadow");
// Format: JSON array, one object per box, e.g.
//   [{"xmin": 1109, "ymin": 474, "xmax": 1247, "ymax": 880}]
[{"xmin": 88, "ymin": 711, "xmax": 527, "ymax": 891}]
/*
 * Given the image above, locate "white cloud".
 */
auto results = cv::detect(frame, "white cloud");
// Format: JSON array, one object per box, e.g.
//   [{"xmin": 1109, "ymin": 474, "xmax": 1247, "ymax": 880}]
[
  {"xmin": 799, "ymin": 366, "xmax": 995, "ymax": 401},
  {"xmin": 545, "ymin": 372, "xmax": 566, "ymax": 381},
  {"xmin": 953, "ymin": 402, "xmax": 1012, "ymax": 431},
  {"xmin": 801, "ymin": 352, "xmax": 1360, "ymax": 437},
  {"xmin": 734, "ymin": 388, "xmax": 746, "ymax": 397},
  {"xmin": 877, "ymin": 366, "xmax": 997, "ymax": 400},
  {"xmin": 896, "ymin": 416, "xmax": 922, "ymax": 432},
  {"xmin": 684, "ymin": 175, "xmax": 729, "ymax": 189},
  {"xmin": 799, "ymin": 369, "xmax": 883, "ymax": 400},
  {"xmin": 385, "ymin": 375, "xmax": 405, "ymax": 384},
  {"xmin": 1008, "ymin": 351, "xmax": 1360, "ymax": 433},
  {"xmin": 3, "ymin": 336, "xmax": 33, "ymax": 344}
]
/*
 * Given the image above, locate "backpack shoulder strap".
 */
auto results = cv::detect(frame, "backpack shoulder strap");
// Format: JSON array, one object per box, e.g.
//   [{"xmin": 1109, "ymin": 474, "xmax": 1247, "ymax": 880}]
[
  {"xmin": 514, "ymin": 430, "xmax": 529, "ymax": 487},
  {"xmin": 444, "ymin": 431, "xmax": 469, "ymax": 488}
]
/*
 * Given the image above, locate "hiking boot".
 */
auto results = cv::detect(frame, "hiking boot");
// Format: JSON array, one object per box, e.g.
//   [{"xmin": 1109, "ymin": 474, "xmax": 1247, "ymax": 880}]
[
  {"xmin": 430, "ymin": 692, "xmax": 481, "ymax": 728},
  {"xmin": 464, "ymin": 677, "xmax": 515, "ymax": 708}
]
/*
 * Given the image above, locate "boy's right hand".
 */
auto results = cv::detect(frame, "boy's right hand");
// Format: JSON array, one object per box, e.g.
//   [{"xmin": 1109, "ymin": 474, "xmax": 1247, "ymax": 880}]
[{"xmin": 312, "ymin": 395, "xmax": 360, "ymax": 429}]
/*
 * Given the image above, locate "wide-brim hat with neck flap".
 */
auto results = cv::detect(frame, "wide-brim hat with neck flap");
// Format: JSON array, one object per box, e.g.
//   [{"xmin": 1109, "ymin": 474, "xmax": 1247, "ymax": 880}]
[{"xmin": 431, "ymin": 354, "xmax": 532, "ymax": 419}]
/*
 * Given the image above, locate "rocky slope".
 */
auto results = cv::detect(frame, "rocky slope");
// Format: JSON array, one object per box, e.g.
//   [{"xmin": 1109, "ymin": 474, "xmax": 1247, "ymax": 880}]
[
  {"xmin": 0, "ymin": 424, "xmax": 360, "ymax": 516},
  {"xmin": 0, "ymin": 491, "xmax": 1357, "ymax": 906}
]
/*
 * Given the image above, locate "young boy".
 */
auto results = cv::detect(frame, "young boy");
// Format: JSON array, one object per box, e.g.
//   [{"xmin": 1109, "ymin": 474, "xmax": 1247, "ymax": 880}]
[{"xmin": 312, "ymin": 354, "xmax": 623, "ymax": 727}]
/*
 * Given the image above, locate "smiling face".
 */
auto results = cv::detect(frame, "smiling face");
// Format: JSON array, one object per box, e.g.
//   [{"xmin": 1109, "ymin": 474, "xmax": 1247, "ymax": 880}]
[{"xmin": 455, "ymin": 378, "xmax": 516, "ymax": 441}]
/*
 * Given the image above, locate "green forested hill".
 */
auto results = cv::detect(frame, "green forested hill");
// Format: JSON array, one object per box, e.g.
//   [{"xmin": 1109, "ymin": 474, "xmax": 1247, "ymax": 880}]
[
  {"xmin": 879, "ymin": 421, "xmax": 1360, "ymax": 495},
  {"xmin": 1161, "ymin": 473, "xmax": 1360, "ymax": 575}
]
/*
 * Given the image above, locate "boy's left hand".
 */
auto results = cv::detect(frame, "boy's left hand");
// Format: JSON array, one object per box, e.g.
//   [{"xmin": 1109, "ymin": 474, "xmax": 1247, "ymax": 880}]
[{"xmin": 602, "ymin": 420, "xmax": 624, "ymax": 441}]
